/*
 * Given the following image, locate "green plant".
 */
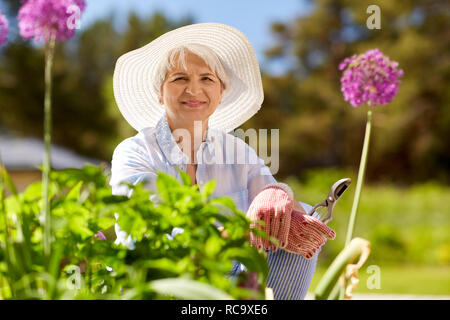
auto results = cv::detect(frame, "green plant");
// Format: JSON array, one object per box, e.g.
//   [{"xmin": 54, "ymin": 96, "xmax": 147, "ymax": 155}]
[
  {"xmin": 0, "ymin": 163, "xmax": 268, "ymax": 300},
  {"xmin": 313, "ymin": 237, "xmax": 371, "ymax": 300}
]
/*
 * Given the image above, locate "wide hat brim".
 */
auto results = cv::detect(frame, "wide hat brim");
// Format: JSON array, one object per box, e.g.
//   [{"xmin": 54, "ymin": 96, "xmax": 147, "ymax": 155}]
[{"xmin": 113, "ymin": 22, "xmax": 264, "ymax": 133}]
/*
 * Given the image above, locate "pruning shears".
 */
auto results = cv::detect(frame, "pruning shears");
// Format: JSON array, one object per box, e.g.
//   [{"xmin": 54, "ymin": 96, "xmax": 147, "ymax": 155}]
[{"xmin": 308, "ymin": 178, "xmax": 352, "ymax": 224}]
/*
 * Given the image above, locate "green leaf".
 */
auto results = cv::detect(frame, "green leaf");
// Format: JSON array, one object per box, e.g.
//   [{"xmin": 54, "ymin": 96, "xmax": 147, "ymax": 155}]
[
  {"xmin": 49, "ymin": 167, "xmax": 82, "ymax": 188},
  {"xmin": 149, "ymin": 277, "xmax": 233, "ymax": 300},
  {"xmin": 209, "ymin": 197, "xmax": 239, "ymax": 219},
  {"xmin": 5, "ymin": 197, "xmax": 20, "ymax": 214},
  {"xmin": 204, "ymin": 237, "xmax": 223, "ymax": 257},
  {"xmin": 139, "ymin": 258, "xmax": 183, "ymax": 274},
  {"xmin": 66, "ymin": 181, "xmax": 83, "ymax": 201},
  {"xmin": 177, "ymin": 168, "xmax": 191, "ymax": 186},
  {"xmin": 210, "ymin": 196, "xmax": 236, "ymax": 209},
  {"xmin": 16, "ymin": 211, "xmax": 34, "ymax": 273},
  {"xmin": 101, "ymin": 195, "xmax": 129, "ymax": 204},
  {"xmin": 48, "ymin": 242, "xmax": 64, "ymax": 284},
  {"xmin": 200, "ymin": 179, "xmax": 216, "ymax": 199},
  {"xmin": 116, "ymin": 210, "xmax": 147, "ymax": 241},
  {"xmin": 22, "ymin": 181, "xmax": 43, "ymax": 201},
  {"xmin": 97, "ymin": 216, "xmax": 116, "ymax": 230},
  {"xmin": 156, "ymin": 171, "xmax": 181, "ymax": 189},
  {"xmin": 156, "ymin": 171, "xmax": 183, "ymax": 203},
  {"xmin": 1, "ymin": 166, "xmax": 18, "ymax": 196},
  {"xmin": 68, "ymin": 216, "xmax": 94, "ymax": 239}
]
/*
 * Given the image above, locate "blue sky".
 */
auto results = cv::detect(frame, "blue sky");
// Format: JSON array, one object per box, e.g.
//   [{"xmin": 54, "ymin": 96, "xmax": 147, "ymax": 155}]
[
  {"xmin": 81, "ymin": 0, "xmax": 314, "ymax": 74},
  {"xmin": 0, "ymin": 0, "xmax": 314, "ymax": 74}
]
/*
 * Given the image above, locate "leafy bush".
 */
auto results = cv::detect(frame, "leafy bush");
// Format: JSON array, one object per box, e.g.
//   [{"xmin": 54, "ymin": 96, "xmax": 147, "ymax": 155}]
[{"xmin": 0, "ymin": 164, "xmax": 268, "ymax": 299}]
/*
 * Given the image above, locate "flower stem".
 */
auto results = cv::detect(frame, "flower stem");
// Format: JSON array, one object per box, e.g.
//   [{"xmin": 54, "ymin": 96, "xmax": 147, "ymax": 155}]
[
  {"xmin": 345, "ymin": 108, "xmax": 372, "ymax": 246},
  {"xmin": 42, "ymin": 34, "xmax": 56, "ymax": 259},
  {"xmin": 338, "ymin": 107, "xmax": 373, "ymax": 300},
  {"xmin": 314, "ymin": 238, "xmax": 371, "ymax": 300}
]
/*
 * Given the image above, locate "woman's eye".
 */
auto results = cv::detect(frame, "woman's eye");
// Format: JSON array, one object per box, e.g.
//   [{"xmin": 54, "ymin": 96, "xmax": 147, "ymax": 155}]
[
  {"xmin": 202, "ymin": 77, "xmax": 213, "ymax": 81},
  {"xmin": 174, "ymin": 77, "xmax": 187, "ymax": 81}
]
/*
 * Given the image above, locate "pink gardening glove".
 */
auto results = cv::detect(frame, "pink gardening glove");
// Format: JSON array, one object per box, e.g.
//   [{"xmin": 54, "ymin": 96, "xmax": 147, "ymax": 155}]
[
  {"xmin": 246, "ymin": 183, "xmax": 294, "ymax": 250},
  {"xmin": 284, "ymin": 210, "xmax": 336, "ymax": 259}
]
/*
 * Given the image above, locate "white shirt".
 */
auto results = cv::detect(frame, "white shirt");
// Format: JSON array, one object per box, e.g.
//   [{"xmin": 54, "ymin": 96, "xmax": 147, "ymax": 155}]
[
  {"xmin": 109, "ymin": 113, "xmax": 319, "ymax": 300},
  {"xmin": 109, "ymin": 113, "xmax": 276, "ymax": 213}
]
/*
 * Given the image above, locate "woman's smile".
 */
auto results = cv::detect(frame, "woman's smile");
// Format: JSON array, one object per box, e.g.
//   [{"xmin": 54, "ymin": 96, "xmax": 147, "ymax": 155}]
[{"xmin": 181, "ymin": 99, "xmax": 207, "ymax": 108}]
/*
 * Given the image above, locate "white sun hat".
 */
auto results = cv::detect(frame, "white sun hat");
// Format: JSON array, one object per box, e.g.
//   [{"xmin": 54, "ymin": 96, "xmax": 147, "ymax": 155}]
[{"xmin": 113, "ymin": 22, "xmax": 264, "ymax": 133}]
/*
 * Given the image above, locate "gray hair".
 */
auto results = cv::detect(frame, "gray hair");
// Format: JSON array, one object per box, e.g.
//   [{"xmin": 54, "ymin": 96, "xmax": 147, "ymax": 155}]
[{"xmin": 152, "ymin": 43, "xmax": 230, "ymax": 97}]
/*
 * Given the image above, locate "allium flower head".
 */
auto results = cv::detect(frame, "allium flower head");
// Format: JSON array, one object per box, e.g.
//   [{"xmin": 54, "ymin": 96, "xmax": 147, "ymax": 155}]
[
  {"xmin": 339, "ymin": 48, "xmax": 404, "ymax": 107},
  {"xmin": 0, "ymin": 10, "xmax": 8, "ymax": 46},
  {"xmin": 18, "ymin": 0, "xmax": 86, "ymax": 43}
]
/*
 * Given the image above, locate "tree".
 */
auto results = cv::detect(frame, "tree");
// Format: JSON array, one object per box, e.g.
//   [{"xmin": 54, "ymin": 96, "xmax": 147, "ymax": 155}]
[
  {"xmin": 257, "ymin": 0, "xmax": 449, "ymax": 184},
  {"xmin": 0, "ymin": 9, "xmax": 193, "ymax": 161}
]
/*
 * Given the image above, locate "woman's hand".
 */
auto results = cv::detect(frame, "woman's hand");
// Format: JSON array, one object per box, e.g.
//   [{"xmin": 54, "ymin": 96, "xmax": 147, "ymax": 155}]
[
  {"xmin": 284, "ymin": 210, "xmax": 336, "ymax": 259},
  {"xmin": 246, "ymin": 182, "xmax": 336, "ymax": 257},
  {"xmin": 246, "ymin": 186, "xmax": 293, "ymax": 250}
]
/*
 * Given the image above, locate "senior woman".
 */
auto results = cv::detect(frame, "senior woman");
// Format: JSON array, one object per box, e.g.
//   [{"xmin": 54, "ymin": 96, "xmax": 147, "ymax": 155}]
[{"xmin": 109, "ymin": 23, "xmax": 335, "ymax": 300}]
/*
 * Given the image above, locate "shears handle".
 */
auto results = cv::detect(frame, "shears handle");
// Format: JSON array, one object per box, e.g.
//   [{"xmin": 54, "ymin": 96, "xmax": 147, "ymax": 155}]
[{"xmin": 307, "ymin": 178, "xmax": 352, "ymax": 224}]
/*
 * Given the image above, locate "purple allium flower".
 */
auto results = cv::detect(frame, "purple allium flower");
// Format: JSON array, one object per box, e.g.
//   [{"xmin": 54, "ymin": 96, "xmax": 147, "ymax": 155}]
[
  {"xmin": 339, "ymin": 48, "xmax": 404, "ymax": 107},
  {"xmin": 0, "ymin": 10, "xmax": 8, "ymax": 46},
  {"xmin": 18, "ymin": 0, "xmax": 86, "ymax": 43}
]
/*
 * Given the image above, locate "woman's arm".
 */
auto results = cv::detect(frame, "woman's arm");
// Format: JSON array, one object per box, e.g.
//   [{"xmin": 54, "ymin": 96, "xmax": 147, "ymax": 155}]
[
  {"xmin": 245, "ymin": 146, "xmax": 322, "ymax": 299},
  {"xmin": 108, "ymin": 137, "xmax": 158, "ymax": 247},
  {"xmin": 110, "ymin": 137, "xmax": 157, "ymax": 197}
]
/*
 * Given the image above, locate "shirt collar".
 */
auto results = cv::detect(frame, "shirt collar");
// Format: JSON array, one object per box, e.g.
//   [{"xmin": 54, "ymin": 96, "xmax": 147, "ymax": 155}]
[{"xmin": 155, "ymin": 113, "xmax": 216, "ymax": 166}]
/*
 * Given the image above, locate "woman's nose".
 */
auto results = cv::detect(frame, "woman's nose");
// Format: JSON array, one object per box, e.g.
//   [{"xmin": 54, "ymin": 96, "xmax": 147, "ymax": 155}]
[{"xmin": 185, "ymin": 80, "xmax": 202, "ymax": 95}]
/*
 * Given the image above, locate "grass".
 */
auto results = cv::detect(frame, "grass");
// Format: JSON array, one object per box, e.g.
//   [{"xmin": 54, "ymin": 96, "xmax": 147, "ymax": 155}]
[
  {"xmin": 284, "ymin": 168, "xmax": 450, "ymax": 297},
  {"xmin": 284, "ymin": 168, "xmax": 450, "ymax": 266},
  {"xmin": 308, "ymin": 264, "xmax": 450, "ymax": 296}
]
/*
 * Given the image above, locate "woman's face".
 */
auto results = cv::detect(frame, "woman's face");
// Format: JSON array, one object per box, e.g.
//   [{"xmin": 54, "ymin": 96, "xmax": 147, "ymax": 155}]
[{"xmin": 160, "ymin": 52, "xmax": 224, "ymax": 127}]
